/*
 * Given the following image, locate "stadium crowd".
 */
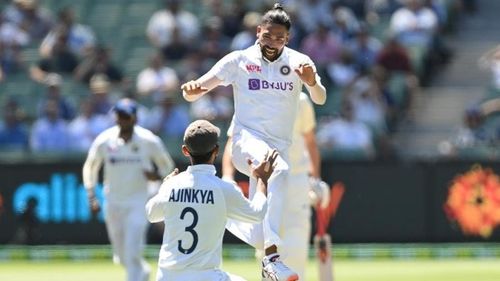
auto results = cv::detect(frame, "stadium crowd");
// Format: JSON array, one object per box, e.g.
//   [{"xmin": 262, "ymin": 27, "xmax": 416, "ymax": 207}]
[{"xmin": 0, "ymin": 0, "xmax": 477, "ymax": 160}]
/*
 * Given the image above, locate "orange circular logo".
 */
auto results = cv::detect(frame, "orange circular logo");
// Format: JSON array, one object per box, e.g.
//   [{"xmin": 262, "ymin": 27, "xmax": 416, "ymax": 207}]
[{"xmin": 444, "ymin": 166, "xmax": 500, "ymax": 238}]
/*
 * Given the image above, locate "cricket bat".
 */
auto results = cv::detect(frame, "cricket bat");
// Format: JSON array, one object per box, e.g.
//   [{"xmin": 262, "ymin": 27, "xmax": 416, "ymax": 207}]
[{"xmin": 314, "ymin": 182, "xmax": 345, "ymax": 281}]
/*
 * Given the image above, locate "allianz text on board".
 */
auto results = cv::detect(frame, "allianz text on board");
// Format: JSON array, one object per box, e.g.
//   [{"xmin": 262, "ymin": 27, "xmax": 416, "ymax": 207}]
[{"xmin": 13, "ymin": 173, "xmax": 104, "ymax": 223}]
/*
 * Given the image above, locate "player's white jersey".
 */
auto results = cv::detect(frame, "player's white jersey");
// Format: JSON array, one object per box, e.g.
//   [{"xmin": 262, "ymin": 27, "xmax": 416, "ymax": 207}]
[
  {"xmin": 146, "ymin": 164, "xmax": 267, "ymax": 271},
  {"xmin": 83, "ymin": 125, "xmax": 174, "ymax": 204},
  {"xmin": 288, "ymin": 93, "xmax": 316, "ymax": 175},
  {"xmin": 208, "ymin": 44, "xmax": 321, "ymax": 149}
]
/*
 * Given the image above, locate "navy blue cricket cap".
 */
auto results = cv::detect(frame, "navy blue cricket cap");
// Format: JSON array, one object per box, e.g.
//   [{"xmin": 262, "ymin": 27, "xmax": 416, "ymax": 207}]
[{"xmin": 113, "ymin": 98, "xmax": 137, "ymax": 116}]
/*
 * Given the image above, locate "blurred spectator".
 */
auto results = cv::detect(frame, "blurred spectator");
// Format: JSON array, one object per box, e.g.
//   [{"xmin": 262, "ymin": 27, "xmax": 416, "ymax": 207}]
[
  {"xmin": 161, "ymin": 26, "xmax": 192, "ymax": 61},
  {"xmin": 439, "ymin": 105, "xmax": 495, "ymax": 158},
  {"xmin": 68, "ymin": 98, "xmax": 112, "ymax": 152},
  {"xmin": 294, "ymin": 0, "xmax": 331, "ymax": 33},
  {"xmin": 176, "ymin": 51, "xmax": 209, "ymax": 82},
  {"xmin": 30, "ymin": 25, "xmax": 79, "ymax": 82},
  {"xmin": 364, "ymin": 0, "xmax": 401, "ymax": 22},
  {"xmin": 3, "ymin": 0, "xmax": 53, "ymax": 41},
  {"xmin": 145, "ymin": 95, "xmax": 190, "ymax": 139},
  {"xmin": 370, "ymin": 67, "xmax": 400, "ymax": 126},
  {"xmin": 376, "ymin": 38, "xmax": 419, "ymax": 105},
  {"xmin": 300, "ymin": 23, "xmax": 342, "ymax": 70},
  {"xmin": 230, "ymin": 11, "xmax": 261, "ymax": 51},
  {"xmin": 317, "ymin": 100, "xmax": 375, "ymax": 157},
  {"xmin": 205, "ymin": 0, "xmax": 247, "ymax": 38},
  {"xmin": 346, "ymin": 75, "xmax": 388, "ymax": 135},
  {"xmin": 389, "ymin": 0, "xmax": 438, "ymax": 48},
  {"xmin": 0, "ymin": 97, "xmax": 28, "ymax": 150},
  {"xmin": 347, "ymin": 24, "xmax": 383, "ymax": 72},
  {"xmin": 0, "ymin": 15, "xmax": 29, "ymax": 77},
  {"xmin": 453, "ymin": 106, "xmax": 492, "ymax": 148},
  {"xmin": 425, "ymin": 0, "xmax": 448, "ymax": 28},
  {"xmin": 346, "ymin": 0, "xmax": 370, "ymax": 18},
  {"xmin": 88, "ymin": 74, "xmax": 115, "ymax": 115},
  {"xmin": 199, "ymin": 16, "xmax": 231, "ymax": 61},
  {"xmin": 327, "ymin": 47, "xmax": 360, "ymax": 88},
  {"xmin": 478, "ymin": 45, "xmax": 500, "ymax": 92},
  {"xmin": 190, "ymin": 89, "xmax": 233, "ymax": 123},
  {"xmin": 30, "ymin": 98, "xmax": 70, "ymax": 152},
  {"xmin": 376, "ymin": 37, "xmax": 412, "ymax": 73},
  {"xmin": 324, "ymin": 3, "xmax": 361, "ymax": 43},
  {"xmin": 146, "ymin": 0, "xmax": 200, "ymax": 60},
  {"xmin": 74, "ymin": 46, "xmax": 124, "ymax": 86},
  {"xmin": 39, "ymin": 7, "xmax": 95, "ymax": 59},
  {"xmin": 136, "ymin": 52, "xmax": 179, "ymax": 100},
  {"xmin": 36, "ymin": 73, "xmax": 75, "ymax": 121}
]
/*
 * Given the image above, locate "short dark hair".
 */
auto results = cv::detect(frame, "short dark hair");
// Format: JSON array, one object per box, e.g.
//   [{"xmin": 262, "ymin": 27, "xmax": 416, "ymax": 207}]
[
  {"xmin": 189, "ymin": 144, "xmax": 219, "ymax": 164},
  {"xmin": 261, "ymin": 3, "xmax": 291, "ymax": 30}
]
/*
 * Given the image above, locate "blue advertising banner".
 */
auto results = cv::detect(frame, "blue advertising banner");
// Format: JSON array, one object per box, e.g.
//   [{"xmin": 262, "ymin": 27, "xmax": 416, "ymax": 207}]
[{"xmin": 1, "ymin": 160, "xmax": 500, "ymax": 244}]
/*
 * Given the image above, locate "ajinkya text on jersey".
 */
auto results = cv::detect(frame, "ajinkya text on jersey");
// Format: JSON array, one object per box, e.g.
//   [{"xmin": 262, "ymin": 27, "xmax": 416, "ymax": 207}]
[{"xmin": 168, "ymin": 188, "xmax": 214, "ymax": 204}]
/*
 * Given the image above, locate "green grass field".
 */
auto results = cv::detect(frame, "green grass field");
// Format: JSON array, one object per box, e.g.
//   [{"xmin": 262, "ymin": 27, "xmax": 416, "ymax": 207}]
[{"xmin": 1, "ymin": 259, "xmax": 500, "ymax": 281}]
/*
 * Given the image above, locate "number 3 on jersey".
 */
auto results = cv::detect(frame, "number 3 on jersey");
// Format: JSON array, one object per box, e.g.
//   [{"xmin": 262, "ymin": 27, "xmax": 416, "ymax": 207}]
[{"xmin": 178, "ymin": 207, "xmax": 198, "ymax": 254}]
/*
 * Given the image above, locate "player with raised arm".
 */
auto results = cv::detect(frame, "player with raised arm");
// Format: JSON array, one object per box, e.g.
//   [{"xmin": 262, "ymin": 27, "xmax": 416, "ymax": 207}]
[
  {"xmin": 181, "ymin": 4, "xmax": 326, "ymax": 280},
  {"xmin": 83, "ymin": 98, "xmax": 175, "ymax": 281},
  {"xmin": 146, "ymin": 119, "xmax": 278, "ymax": 281}
]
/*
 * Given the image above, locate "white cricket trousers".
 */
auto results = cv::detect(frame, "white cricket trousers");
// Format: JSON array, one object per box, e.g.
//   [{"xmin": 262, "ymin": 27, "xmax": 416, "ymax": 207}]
[
  {"xmin": 156, "ymin": 268, "xmax": 247, "ymax": 281},
  {"xmin": 104, "ymin": 200, "xmax": 150, "ymax": 281},
  {"xmin": 279, "ymin": 172, "xmax": 311, "ymax": 280},
  {"xmin": 228, "ymin": 128, "xmax": 289, "ymax": 249}
]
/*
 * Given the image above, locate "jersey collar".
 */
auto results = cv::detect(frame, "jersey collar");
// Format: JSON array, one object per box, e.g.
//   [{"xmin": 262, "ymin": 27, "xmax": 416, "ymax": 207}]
[{"xmin": 187, "ymin": 164, "xmax": 217, "ymax": 175}]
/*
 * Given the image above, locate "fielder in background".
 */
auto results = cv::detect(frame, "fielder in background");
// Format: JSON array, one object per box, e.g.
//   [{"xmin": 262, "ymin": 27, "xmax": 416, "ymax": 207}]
[
  {"xmin": 83, "ymin": 98, "xmax": 175, "ymax": 281},
  {"xmin": 222, "ymin": 92, "xmax": 330, "ymax": 280},
  {"xmin": 181, "ymin": 4, "xmax": 326, "ymax": 280},
  {"xmin": 146, "ymin": 119, "xmax": 278, "ymax": 281}
]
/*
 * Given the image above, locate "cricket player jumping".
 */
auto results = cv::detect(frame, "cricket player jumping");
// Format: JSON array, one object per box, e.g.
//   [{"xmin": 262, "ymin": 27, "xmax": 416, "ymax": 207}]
[{"xmin": 181, "ymin": 4, "xmax": 326, "ymax": 280}]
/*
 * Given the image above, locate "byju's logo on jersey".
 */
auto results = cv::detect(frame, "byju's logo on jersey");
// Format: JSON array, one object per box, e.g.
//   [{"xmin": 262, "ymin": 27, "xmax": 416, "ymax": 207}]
[
  {"xmin": 248, "ymin": 79, "xmax": 294, "ymax": 91},
  {"xmin": 249, "ymin": 79, "xmax": 261, "ymax": 90}
]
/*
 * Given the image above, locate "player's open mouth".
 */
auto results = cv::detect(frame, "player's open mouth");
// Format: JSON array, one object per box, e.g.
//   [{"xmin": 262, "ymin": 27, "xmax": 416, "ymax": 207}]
[{"xmin": 263, "ymin": 46, "xmax": 277, "ymax": 57}]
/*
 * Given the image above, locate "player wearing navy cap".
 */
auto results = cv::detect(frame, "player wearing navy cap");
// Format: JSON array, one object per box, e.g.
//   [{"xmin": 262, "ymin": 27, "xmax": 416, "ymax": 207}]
[{"xmin": 83, "ymin": 98, "xmax": 175, "ymax": 281}]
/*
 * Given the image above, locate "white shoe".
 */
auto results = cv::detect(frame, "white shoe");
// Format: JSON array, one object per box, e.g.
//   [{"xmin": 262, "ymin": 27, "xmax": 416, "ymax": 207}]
[{"xmin": 261, "ymin": 254, "xmax": 299, "ymax": 281}]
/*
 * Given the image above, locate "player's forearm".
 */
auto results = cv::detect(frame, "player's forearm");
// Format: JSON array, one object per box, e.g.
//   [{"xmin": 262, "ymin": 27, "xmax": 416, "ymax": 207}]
[
  {"xmin": 182, "ymin": 73, "xmax": 222, "ymax": 102},
  {"xmin": 145, "ymin": 196, "xmax": 165, "ymax": 223},
  {"xmin": 306, "ymin": 75, "xmax": 327, "ymax": 105},
  {"xmin": 221, "ymin": 138, "xmax": 235, "ymax": 181},
  {"xmin": 82, "ymin": 159, "xmax": 99, "ymax": 192},
  {"xmin": 233, "ymin": 192, "xmax": 267, "ymax": 223},
  {"xmin": 305, "ymin": 133, "xmax": 321, "ymax": 178},
  {"xmin": 155, "ymin": 153, "xmax": 175, "ymax": 179}
]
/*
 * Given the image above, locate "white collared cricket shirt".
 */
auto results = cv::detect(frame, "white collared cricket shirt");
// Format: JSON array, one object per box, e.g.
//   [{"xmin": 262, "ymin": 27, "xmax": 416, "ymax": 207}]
[
  {"xmin": 83, "ymin": 125, "xmax": 174, "ymax": 204},
  {"xmin": 146, "ymin": 164, "xmax": 267, "ymax": 272},
  {"xmin": 208, "ymin": 44, "xmax": 320, "ymax": 149}
]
